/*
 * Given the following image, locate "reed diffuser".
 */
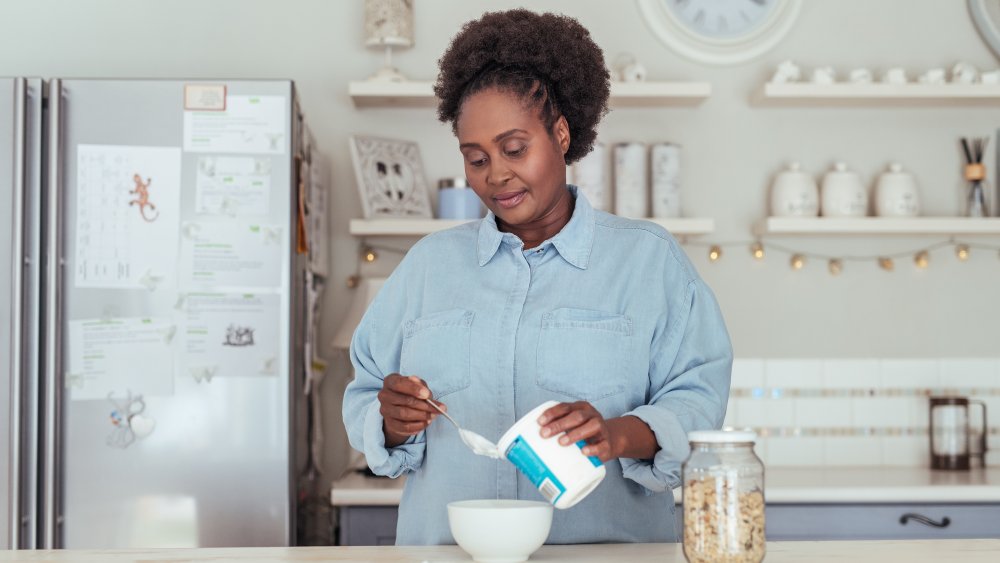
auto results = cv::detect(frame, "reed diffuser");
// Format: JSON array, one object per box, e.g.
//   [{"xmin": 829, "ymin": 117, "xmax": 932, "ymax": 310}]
[{"xmin": 960, "ymin": 136, "xmax": 990, "ymax": 217}]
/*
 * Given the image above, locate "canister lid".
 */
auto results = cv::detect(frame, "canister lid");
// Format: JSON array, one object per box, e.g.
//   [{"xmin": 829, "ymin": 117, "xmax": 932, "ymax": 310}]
[
  {"xmin": 688, "ymin": 429, "xmax": 757, "ymax": 443},
  {"xmin": 438, "ymin": 177, "xmax": 470, "ymax": 189}
]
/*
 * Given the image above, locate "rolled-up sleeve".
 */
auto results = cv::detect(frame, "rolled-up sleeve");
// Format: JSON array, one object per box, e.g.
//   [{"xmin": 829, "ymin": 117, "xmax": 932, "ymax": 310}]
[
  {"xmin": 620, "ymin": 277, "xmax": 733, "ymax": 494},
  {"xmin": 342, "ymin": 276, "xmax": 426, "ymax": 478}
]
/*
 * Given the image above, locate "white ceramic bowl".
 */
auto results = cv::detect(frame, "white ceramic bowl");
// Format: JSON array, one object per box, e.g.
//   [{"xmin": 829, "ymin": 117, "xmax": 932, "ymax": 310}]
[{"xmin": 447, "ymin": 499, "xmax": 553, "ymax": 563}]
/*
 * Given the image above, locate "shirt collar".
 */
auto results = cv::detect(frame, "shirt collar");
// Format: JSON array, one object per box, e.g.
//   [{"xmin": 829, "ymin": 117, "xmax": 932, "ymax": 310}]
[{"xmin": 477, "ymin": 185, "xmax": 595, "ymax": 269}]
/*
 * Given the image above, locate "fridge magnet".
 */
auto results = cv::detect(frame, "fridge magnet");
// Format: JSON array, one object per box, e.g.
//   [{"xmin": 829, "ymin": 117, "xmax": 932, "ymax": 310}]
[
  {"xmin": 349, "ymin": 135, "xmax": 433, "ymax": 219},
  {"xmin": 106, "ymin": 390, "xmax": 152, "ymax": 448}
]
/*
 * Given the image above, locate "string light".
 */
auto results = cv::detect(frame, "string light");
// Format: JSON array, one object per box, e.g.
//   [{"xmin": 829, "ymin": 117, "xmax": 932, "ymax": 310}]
[
  {"xmin": 828, "ymin": 259, "xmax": 843, "ymax": 275},
  {"xmin": 708, "ymin": 245, "xmax": 722, "ymax": 262},
  {"xmin": 363, "ymin": 248, "xmax": 378, "ymax": 263},
  {"xmin": 681, "ymin": 238, "xmax": 999, "ymax": 275}
]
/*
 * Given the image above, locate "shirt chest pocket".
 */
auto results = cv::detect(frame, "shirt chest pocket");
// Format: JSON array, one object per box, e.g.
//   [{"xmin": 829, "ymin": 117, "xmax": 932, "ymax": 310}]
[
  {"xmin": 536, "ymin": 308, "xmax": 632, "ymax": 402},
  {"xmin": 400, "ymin": 309, "xmax": 474, "ymax": 399}
]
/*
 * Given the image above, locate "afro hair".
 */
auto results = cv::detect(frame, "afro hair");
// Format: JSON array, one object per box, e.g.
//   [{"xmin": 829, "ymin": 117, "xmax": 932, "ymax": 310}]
[{"xmin": 433, "ymin": 9, "xmax": 610, "ymax": 165}]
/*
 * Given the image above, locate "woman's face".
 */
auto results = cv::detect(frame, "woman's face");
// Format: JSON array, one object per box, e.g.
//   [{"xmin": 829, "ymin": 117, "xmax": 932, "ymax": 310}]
[{"xmin": 455, "ymin": 88, "xmax": 570, "ymax": 228}]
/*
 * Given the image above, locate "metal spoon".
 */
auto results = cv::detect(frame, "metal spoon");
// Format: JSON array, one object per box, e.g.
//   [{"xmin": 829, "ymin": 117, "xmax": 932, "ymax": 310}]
[{"xmin": 425, "ymin": 399, "xmax": 500, "ymax": 458}]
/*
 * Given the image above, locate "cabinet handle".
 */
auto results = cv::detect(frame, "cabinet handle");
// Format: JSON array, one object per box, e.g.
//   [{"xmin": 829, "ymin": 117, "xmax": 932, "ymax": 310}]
[{"xmin": 899, "ymin": 513, "xmax": 951, "ymax": 528}]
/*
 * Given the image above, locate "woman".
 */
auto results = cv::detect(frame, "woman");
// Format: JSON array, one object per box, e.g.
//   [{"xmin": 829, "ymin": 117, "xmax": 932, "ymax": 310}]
[{"xmin": 342, "ymin": 9, "xmax": 732, "ymax": 545}]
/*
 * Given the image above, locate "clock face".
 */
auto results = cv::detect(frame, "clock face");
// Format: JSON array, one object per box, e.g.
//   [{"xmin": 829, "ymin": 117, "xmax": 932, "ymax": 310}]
[
  {"xmin": 638, "ymin": 0, "xmax": 801, "ymax": 65},
  {"xmin": 665, "ymin": 0, "xmax": 780, "ymax": 41}
]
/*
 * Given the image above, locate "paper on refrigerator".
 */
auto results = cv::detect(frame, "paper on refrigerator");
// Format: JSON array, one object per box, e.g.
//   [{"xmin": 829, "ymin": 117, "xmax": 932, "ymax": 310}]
[
  {"xmin": 195, "ymin": 155, "xmax": 271, "ymax": 216},
  {"xmin": 178, "ymin": 293, "xmax": 281, "ymax": 379},
  {"xmin": 183, "ymin": 95, "xmax": 286, "ymax": 154},
  {"xmin": 67, "ymin": 317, "xmax": 176, "ymax": 401},
  {"xmin": 74, "ymin": 145, "xmax": 181, "ymax": 290},
  {"xmin": 179, "ymin": 222, "xmax": 283, "ymax": 290}
]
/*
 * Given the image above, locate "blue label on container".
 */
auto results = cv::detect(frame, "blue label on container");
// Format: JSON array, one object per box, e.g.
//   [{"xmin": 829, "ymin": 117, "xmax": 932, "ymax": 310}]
[
  {"xmin": 576, "ymin": 440, "xmax": 603, "ymax": 468},
  {"xmin": 505, "ymin": 436, "xmax": 566, "ymax": 504}
]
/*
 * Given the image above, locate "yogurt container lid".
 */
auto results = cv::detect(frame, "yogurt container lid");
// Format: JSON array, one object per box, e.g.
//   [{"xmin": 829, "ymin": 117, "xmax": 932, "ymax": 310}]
[{"xmin": 688, "ymin": 429, "xmax": 757, "ymax": 443}]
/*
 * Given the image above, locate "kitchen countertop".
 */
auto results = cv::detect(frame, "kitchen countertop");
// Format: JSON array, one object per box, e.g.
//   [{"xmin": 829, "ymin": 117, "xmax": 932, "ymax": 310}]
[
  {"xmin": 330, "ymin": 466, "xmax": 1000, "ymax": 506},
  {"xmin": 3, "ymin": 540, "xmax": 1000, "ymax": 562}
]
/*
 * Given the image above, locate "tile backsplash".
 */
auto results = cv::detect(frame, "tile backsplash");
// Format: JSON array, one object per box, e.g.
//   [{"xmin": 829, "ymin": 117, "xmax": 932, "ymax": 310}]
[{"xmin": 724, "ymin": 359, "xmax": 1000, "ymax": 467}]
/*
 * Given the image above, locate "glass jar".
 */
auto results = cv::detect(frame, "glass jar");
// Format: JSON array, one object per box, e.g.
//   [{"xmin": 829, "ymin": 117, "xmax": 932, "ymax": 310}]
[
  {"xmin": 682, "ymin": 430, "xmax": 765, "ymax": 563},
  {"xmin": 437, "ymin": 177, "xmax": 483, "ymax": 219}
]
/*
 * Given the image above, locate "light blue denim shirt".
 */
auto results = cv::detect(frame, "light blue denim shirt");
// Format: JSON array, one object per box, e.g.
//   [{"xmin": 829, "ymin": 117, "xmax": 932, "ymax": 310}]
[{"xmin": 343, "ymin": 186, "xmax": 732, "ymax": 545}]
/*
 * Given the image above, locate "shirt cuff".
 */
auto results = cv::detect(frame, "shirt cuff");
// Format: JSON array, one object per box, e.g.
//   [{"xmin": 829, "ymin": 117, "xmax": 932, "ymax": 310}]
[
  {"xmin": 618, "ymin": 404, "xmax": 689, "ymax": 495},
  {"xmin": 362, "ymin": 399, "xmax": 426, "ymax": 478}
]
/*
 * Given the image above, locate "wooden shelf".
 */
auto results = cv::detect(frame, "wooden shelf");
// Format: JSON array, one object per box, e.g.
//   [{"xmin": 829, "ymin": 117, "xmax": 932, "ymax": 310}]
[
  {"xmin": 755, "ymin": 217, "xmax": 1000, "ymax": 236},
  {"xmin": 349, "ymin": 80, "xmax": 712, "ymax": 108},
  {"xmin": 351, "ymin": 217, "xmax": 715, "ymax": 236},
  {"xmin": 752, "ymin": 82, "xmax": 1000, "ymax": 107}
]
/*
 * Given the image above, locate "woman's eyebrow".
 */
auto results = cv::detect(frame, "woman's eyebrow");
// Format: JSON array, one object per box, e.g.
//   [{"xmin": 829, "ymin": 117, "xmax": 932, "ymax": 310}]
[{"xmin": 460, "ymin": 128, "xmax": 529, "ymax": 150}]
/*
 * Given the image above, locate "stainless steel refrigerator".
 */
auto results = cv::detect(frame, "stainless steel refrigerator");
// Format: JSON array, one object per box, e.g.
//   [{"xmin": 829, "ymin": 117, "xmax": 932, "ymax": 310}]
[{"xmin": 2, "ymin": 78, "xmax": 323, "ymax": 549}]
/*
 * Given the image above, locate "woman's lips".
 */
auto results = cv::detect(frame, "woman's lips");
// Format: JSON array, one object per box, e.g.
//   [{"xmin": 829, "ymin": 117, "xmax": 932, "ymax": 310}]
[{"xmin": 494, "ymin": 190, "xmax": 527, "ymax": 209}]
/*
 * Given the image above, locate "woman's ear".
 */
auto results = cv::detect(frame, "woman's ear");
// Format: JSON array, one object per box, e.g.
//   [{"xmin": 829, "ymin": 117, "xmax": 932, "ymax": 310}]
[{"xmin": 553, "ymin": 115, "xmax": 571, "ymax": 156}]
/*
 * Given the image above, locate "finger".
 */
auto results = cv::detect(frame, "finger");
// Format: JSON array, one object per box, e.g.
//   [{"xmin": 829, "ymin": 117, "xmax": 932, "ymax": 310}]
[
  {"xmin": 536, "ymin": 402, "xmax": 573, "ymax": 425},
  {"xmin": 559, "ymin": 418, "xmax": 604, "ymax": 445},
  {"xmin": 384, "ymin": 374, "xmax": 431, "ymax": 400},
  {"xmin": 582, "ymin": 440, "xmax": 612, "ymax": 462},
  {"xmin": 541, "ymin": 408, "xmax": 592, "ymax": 438},
  {"xmin": 382, "ymin": 404, "xmax": 435, "ymax": 423},
  {"xmin": 378, "ymin": 387, "xmax": 438, "ymax": 414},
  {"xmin": 387, "ymin": 419, "xmax": 431, "ymax": 435}
]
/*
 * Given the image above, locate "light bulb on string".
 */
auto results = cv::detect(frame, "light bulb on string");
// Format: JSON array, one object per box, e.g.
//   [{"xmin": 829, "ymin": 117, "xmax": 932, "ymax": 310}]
[
  {"xmin": 364, "ymin": 248, "xmax": 378, "ymax": 263},
  {"xmin": 914, "ymin": 250, "xmax": 930, "ymax": 269},
  {"xmin": 708, "ymin": 245, "xmax": 722, "ymax": 262},
  {"xmin": 790, "ymin": 254, "xmax": 806, "ymax": 271},
  {"xmin": 828, "ymin": 259, "xmax": 843, "ymax": 275},
  {"xmin": 750, "ymin": 242, "xmax": 765, "ymax": 260},
  {"xmin": 956, "ymin": 244, "xmax": 970, "ymax": 261},
  {"xmin": 878, "ymin": 257, "xmax": 894, "ymax": 272}
]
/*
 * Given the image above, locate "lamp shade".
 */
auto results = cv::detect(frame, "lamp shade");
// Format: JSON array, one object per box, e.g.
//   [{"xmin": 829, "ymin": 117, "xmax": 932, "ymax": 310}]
[
  {"xmin": 332, "ymin": 277, "xmax": 386, "ymax": 350},
  {"xmin": 364, "ymin": 0, "xmax": 414, "ymax": 47}
]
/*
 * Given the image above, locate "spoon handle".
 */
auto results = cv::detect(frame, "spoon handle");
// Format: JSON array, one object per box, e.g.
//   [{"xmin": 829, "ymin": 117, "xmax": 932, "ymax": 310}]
[{"xmin": 425, "ymin": 398, "xmax": 459, "ymax": 428}]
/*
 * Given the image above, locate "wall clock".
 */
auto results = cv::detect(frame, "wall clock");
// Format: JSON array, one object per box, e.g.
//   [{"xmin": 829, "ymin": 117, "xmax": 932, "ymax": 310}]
[
  {"xmin": 969, "ymin": 0, "xmax": 1000, "ymax": 61},
  {"xmin": 637, "ymin": 0, "xmax": 802, "ymax": 65}
]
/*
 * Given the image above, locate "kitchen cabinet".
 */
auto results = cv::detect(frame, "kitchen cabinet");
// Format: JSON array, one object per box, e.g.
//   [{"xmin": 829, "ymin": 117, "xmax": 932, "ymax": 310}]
[
  {"xmin": 337, "ymin": 506, "xmax": 399, "ymax": 546},
  {"xmin": 335, "ymin": 502, "xmax": 1000, "ymax": 545},
  {"xmin": 767, "ymin": 503, "xmax": 1000, "ymax": 540}
]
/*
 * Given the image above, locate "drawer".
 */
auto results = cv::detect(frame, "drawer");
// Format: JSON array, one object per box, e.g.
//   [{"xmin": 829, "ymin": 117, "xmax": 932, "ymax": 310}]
[{"xmin": 766, "ymin": 503, "xmax": 1000, "ymax": 540}]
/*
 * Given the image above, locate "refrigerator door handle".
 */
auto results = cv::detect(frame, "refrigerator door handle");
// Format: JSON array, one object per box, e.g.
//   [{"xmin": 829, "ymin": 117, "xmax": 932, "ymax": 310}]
[
  {"xmin": 41, "ymin": 78, "xmax": 63, "ymax": 550},
  {"xmin": 9, "ymin": 77, "xmax": 27, "ymax": 551}
]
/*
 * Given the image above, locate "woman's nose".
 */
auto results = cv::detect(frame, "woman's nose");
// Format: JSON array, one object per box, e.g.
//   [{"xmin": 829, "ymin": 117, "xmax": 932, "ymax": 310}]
[{"xmin": 487, "ymin": 163, "xmax": 513, "ymax": 186}]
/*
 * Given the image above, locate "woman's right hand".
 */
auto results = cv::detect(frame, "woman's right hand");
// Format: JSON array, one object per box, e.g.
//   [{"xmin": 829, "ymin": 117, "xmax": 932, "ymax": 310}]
[{"xmin": 378, "ymin": 374, "xmax": 445, "ymax": 447}]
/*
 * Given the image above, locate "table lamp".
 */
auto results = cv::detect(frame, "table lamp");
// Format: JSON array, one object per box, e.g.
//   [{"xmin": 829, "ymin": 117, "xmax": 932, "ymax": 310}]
[{"xmin": 364, "ymin": 0, "xmax": 413, "ymax": 82}]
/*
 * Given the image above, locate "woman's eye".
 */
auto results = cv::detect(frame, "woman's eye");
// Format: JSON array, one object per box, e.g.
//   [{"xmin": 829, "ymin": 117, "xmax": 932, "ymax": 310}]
[
  {"xmin": 505, "ymin": 145, "xmax": 526, "ymax": 157},
  {"xmin": 465, "ymin": 153, "xmax": 488, "ymax": 167}
]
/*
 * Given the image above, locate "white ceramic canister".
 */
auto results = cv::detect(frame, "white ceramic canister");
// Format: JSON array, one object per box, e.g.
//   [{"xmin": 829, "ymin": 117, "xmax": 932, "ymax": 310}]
[
  {"xmin": 820, "ymin": 162, "xmax": 868, "ymax": 217},
  {"xmin": 875, "ymin": 162, "xmax": 920, "ymax": 217},
  {"xmin": 497, "ymin": 400, "xmax": 606, "ymax": 509},
  {"xmin": 613, "ymin": 142, "xmax": 649, "ymax": 218},
  {"xmin": 571, "ymin": 142, "xmax": 610, "ymax": 211},
  {"xmin": 651, "ymin": 142, "xmax": 682, "ymax": 218},
  {"xmin": 769, "ymin": 162, "xmax": 819, "ymax": 217}
]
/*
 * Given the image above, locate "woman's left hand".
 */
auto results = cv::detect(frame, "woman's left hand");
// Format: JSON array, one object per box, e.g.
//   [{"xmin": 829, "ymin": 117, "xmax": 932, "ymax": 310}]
[{"xmin": 536, "ymin": 401, "xmax": 617, "ymax": 462}]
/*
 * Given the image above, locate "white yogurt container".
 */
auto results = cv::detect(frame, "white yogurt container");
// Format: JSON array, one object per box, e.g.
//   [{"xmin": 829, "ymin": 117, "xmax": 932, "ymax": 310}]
[{"xmin": 497, "ymin": 400, "xmax": 606, "ymax": 509}]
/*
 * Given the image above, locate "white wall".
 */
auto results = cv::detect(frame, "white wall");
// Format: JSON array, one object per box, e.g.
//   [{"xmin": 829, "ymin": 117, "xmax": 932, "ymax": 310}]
[{"xmin": 3, "ymin": 0, "xmax": 999, "ymax": 478}]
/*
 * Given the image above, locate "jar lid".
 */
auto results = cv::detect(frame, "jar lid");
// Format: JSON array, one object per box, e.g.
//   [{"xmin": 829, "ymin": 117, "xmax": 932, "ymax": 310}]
[
  {"xmin": 688, "ymin": 429, "xmax": 757, "ymax": 443},
  {"xmin": 438, "ymin": 177, "xmax": 470, "ymax": 189}
]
